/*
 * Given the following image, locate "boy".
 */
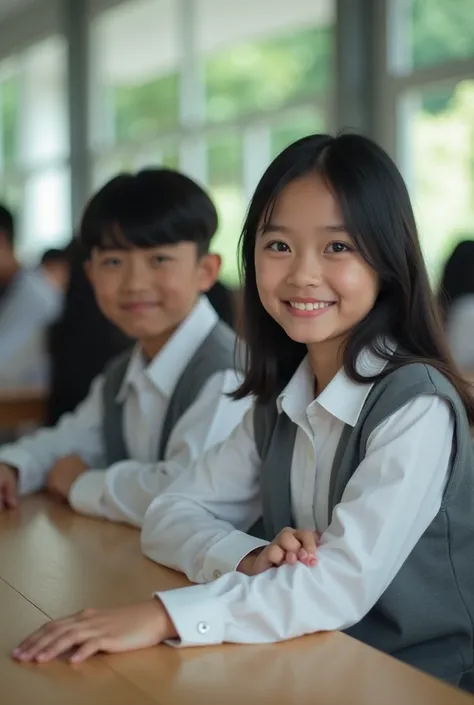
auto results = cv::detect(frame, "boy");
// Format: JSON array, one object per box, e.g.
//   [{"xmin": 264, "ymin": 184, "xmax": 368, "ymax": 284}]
[{"xmin": 0, "ymin": 169, "xmax": 251, "ymax": 523}]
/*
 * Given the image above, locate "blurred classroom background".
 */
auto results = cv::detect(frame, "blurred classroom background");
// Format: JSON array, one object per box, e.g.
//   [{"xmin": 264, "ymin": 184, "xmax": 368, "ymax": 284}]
[{"xmin": 0, "ymin": 0, "xmax": 474, "ymax": 427}]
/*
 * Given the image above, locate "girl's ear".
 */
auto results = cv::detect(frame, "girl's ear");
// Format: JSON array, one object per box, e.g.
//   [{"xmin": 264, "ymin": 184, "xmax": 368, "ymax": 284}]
[{"xmin": 198, "ymin": 253, "xmax": 221, "ymax": 292}]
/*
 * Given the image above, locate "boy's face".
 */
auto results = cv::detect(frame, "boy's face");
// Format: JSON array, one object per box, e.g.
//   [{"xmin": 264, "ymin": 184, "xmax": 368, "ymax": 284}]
[{"xmin": 86, "ymin": 243, "xmax": 220, "ymax": 355}]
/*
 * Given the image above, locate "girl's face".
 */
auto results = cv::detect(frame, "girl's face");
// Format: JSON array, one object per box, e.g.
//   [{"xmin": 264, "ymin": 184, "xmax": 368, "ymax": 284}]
[{"xmin": 255, "ymin": 174, "xmax": 379, "ymax": 355}]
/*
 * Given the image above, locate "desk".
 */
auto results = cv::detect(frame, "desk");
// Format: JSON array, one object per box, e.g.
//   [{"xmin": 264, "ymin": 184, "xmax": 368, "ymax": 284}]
[
  {"xmin": 0, "ymin": 387, "xmax": 46, "ymax": 429},
  {"xmin": 0, "ymin": 496, "xmax": 472, "ymax": 705}
]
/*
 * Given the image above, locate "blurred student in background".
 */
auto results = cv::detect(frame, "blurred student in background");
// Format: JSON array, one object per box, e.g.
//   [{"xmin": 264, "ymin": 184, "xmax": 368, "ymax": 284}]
[
  {"xmin": 0, "ymin": 204, "xmax": 63, "ymax": 389},
  {"xmin": 40, "ymin": 248, "xmax": 70, "ymax": 295},
  {"xmin": 438, "ymin": 239, "xmax": 474, "ymax": 373}
]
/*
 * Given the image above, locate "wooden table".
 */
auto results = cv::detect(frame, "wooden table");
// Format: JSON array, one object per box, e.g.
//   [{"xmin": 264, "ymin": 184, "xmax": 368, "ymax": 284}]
[
  {"xmin": 0, "ymin": 496, "xmax": 472, "ymax": 705},
  {"xmin": 0, "ymin": 387, "xmax": 47, "ymax": 428}
]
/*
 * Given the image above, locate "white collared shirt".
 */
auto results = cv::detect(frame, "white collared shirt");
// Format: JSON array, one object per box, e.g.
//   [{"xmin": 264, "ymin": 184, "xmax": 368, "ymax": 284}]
[
  {"xmin": 0, "ymin": 297, "xmax": 251, "ymax": 524},
  {"xmin": 0, "ymin": 268, "xmax": 63, "ymax": 388},
  {"xmin": 142, "ymin": 349, "xmax": 454, "ymax": 647}
]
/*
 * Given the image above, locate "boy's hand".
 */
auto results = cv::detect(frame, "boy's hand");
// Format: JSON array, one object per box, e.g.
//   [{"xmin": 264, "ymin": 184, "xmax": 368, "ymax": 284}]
[
  {"xmin": 0, "ymin": 463, "xmax": 18, "ymax": 511},
  {"xmin": 12, "ymin": 599, "xmax": 178, "ymax": 664},
  {"xmin": 238, "ymin": 527, "xmax": 320, "ymax": 576},
  {"xmin": 47, "ymin": 455, "xmax": 90, "ymax": 502}
]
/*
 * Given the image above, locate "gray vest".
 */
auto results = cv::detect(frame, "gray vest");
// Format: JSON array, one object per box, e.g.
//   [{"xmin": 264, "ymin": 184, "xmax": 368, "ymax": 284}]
[
  {"xmin": 102, "ymin": 320, "xmax": 238, "ymax": 465},
  {"xmin": 253, "ymin": 363, "xmax": 474, "ymax": 683}
]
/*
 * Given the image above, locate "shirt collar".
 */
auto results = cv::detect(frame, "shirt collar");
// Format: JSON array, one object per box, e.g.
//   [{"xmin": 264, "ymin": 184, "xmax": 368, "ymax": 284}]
[
  {"xmin": 116, "ymin": 296, "xmax": 219, "ymax": 401},
  {"xmin": 278, "ymin": 342, "xmax": 392, "ymax": 428}
]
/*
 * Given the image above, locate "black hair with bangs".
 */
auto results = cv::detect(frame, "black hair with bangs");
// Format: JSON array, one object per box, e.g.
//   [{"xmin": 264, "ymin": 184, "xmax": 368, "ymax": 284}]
[
  {"xmin": 79, "ymin": 168, "xmax": 218, "ymax": 257},
  {"xmin": 232, "ymin": 133, "xmax": 474, "ymax": 424}
]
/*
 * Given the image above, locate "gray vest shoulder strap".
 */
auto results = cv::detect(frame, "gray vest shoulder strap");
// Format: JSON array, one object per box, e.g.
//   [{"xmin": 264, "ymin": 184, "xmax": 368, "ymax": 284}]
[
  {"xmin": 102, "ymin": 321, "xmax": 239, "ymax": 466},
  {"xmin": 158, "ymin": 320, "xmax": 239, "ymax": 460},
  {"xmin": 102, "ymin": 348, "xmax": 134, "ymax": 466},
  {"xmin": 253, "ymin": 393, "xmax": 297, "ymax": 539},
  {"xmin": 328, "ymin": 363, "xmax": 468, "ymax": 511}
]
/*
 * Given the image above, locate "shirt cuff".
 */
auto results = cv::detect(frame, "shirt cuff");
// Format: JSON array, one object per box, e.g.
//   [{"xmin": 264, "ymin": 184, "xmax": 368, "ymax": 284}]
[
  {"xmin": 202, "ymin": 529, "xmax": 269, "ymax": 581},
  {"xmin": 0, "ymin": 447, "xmax": 36, "ymax": 495},
  {"xmin": 157, "ymin": 584, "xmax": 226, "ymax": 647},
  {"xmin": 69, "ymin": 470, "xmax": 107, "ymax": 517}
]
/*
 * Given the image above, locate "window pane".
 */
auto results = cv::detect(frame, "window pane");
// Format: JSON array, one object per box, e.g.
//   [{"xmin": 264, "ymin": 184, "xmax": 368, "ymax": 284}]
[
  {"xmin": 0, "ymin": 177, "xmax": 21, "ymax": 214},
  {"xmin": 207, "ymin": 133, "xmax": 245, "ymax": 285},
  {"xmin": 407, "ymin": 0, "xmax": 474, "ymax": 70},
  {"xmin": 92, "ymin": 0, "xmax": 179, "ymax": 146},
  {"xmin": 200, "ymin": 0, "xmax": 334, "ymax": 123},
  {"xmin": 134, "ymin": 143, "xmax": 180, "ymax": 171},
  {"xmin": 20, "ymin": 36, "xmax": 68, "ymax": 167},
  {"xmin": 0, "ymin": 61, "xmax": 20, "ymax": 171},
  {"xmin": 92, "ymin": 144, "xmax": 180, "ymax": 190},
  {"xmin": 402, "ymin": 80, "xmax": 474, "ymax": 279},
  {"xmin": 271, "ymin": 107, "xmax": 326, "ymax": 157},
  {"xmin": 20, "ymin": 167, "xmax": 71, "ymax": 260}
]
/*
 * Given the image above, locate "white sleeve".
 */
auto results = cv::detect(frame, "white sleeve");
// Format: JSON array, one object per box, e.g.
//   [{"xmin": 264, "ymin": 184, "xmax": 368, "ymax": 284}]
[
  {"xmin": 68, "ymin": 370, "xmax": 255, "ymax": 527},
  {"xmin": 0, "ymin": 375, "xmax": 106, "ymax": 496},
  {"xmin": 140, "ymin": 403, "xmax": 268, "ymax": 583},
  {"xmin": 157, "ymin": 395, "xmax": 453, "ymax": 646}
]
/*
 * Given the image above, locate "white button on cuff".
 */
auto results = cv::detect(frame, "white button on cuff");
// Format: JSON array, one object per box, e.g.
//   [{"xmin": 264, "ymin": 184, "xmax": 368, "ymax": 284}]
[
  {"xmin": 197, "ymin": 621, "xmax": 210, "ymax": 635},
  {"xmin": 213, "ymin": 570, "xmax": 222, "ymax": 580}
]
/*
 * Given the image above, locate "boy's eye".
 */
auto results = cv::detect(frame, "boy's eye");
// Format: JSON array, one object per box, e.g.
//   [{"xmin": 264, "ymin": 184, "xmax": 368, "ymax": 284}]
[
  {"xmin": 101, "ymin": 257, "xmax": 122, "ymax": 267},
  {"xmin": 326, "ymin": 241, "xmax": 352, "ymax": 254},
  {"xmin": 152, "ymin": 254, "xmax": 172, "ymax": 264},
  {"xmin": 266, "ymin": 240, "xmax": 290, "ymax": 253}
]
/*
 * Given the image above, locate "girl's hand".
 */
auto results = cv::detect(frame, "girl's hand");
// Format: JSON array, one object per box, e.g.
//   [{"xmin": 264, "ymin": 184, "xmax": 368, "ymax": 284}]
[
  {"xmin": 12, "ymin": 599, "xmax": 177, "ymax": 664},
  {"xmin": 239, "ymin": 528, "xmax": 320, "ymax": 576}
]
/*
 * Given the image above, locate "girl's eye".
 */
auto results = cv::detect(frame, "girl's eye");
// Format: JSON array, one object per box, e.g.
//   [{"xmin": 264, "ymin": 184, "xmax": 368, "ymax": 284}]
[
  {"xmin": 326, "ymin": 241, "xmax": 352, "ymax": 254},
  {"xmin": 266, "ymin": 241, "xmax": 290, "ymax": 253}
]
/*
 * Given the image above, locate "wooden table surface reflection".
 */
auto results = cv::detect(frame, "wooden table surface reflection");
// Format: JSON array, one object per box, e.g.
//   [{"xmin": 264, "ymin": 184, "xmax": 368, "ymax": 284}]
[{"xmin": 0, "ymin": 496, "xmax": 472, "ymax": 705}]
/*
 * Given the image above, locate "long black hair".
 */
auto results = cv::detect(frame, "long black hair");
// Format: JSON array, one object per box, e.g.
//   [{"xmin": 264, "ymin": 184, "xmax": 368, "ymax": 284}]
[
  {"xmin": 233, "ymin": 133, "xmax": 474, "ymax": 423},
  {"xmin": 438, "ymin": 239, "xmax": 474, "ymax": 321},
  {"xmin": 46, "ymin": 238, "xmax": 131, "ymax": 425}
]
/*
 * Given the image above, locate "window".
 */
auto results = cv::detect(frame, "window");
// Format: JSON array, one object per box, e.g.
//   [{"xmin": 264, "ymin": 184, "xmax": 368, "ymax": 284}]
[
  {"xmin": 393, "ymin": 0, "xmax": 474, "ymax": 73},
  {"xmin": 91, "ymin": 0, "xmax": 179, "ymax": 148},
  {"xmin": 271, "ymin": 106, "xmax": 326, "ymax": 157},
  {"xmin": 20, "ymin": 167, "xmax": 71, "ymax": 259},
  {"xmin": 199, "ymin": 0, "xmax": 333, "ymax": 123},
  {"xmin": 401, "ymin": 80, "xmax": 474, "ymax": 279},
  {"xmin": 0, "ymin": 62, "xmax": 20, "ymax": 171},
  {"xmin": 90, "ymin": 0, "xmax": 335, "ymax": 284},
  {"xmin": 19, "ymin": 37, "xmax": 68, "ymax": 167},
  {"xmin": 0, "ymin": 36, "xmax": 69, "ymax": 262},
  {"xmin": 207, "ymin": 133, "xmax": 244, "ymax": 284}
]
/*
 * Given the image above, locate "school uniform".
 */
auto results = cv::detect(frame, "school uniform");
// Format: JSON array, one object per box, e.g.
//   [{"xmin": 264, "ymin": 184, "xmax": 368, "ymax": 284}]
[
  {"xmin": 143, "ymin": 346, "xmax": 474, "ymax": 684},
  {"xmin": 0, "ymin": 267, "xmax": 63, "ymax": 388},
  {"xmin": 0, "ymin": 296, "xmax": 251, "ymax": 525}
]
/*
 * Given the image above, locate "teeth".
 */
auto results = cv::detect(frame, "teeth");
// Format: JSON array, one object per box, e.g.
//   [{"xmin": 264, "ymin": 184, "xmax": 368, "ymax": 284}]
[{"xmin": 289, "ymin": 301, "xmax": 332, "ymax": 311}]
